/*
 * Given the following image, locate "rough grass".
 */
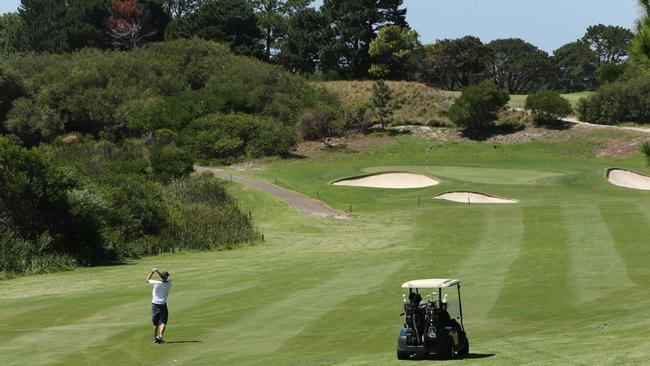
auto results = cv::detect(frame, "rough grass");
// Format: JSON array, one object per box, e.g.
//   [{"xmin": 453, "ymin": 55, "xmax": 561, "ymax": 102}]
[
  {"xmin": 314, "ymin": 80, "xmax": 459, "ymax": 126},
  {"xmin": 2, "ymin": 135, "xmax": 650, "ymax": 365},
  {"xmin": 509, "ymin": 91, "xmax": 596, "ymax": 110}
]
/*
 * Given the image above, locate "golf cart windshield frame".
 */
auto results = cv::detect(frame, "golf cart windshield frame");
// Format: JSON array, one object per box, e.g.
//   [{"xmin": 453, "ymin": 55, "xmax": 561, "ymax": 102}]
[{"xmin": 404, "ymin": 280, "xmax": 464, "ymax": 331}]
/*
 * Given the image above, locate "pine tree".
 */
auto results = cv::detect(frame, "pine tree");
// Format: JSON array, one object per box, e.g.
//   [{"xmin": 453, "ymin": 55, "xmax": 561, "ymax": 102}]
[{"xmin": 369, "ymin": 80, "xmax": 394, "ymax": 130}]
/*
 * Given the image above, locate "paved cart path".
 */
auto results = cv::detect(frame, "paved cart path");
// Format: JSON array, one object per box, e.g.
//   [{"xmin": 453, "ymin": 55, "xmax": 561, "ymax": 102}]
[
  {"xmin": 562, "ymin": 117, "xmax": 650, "ymax": 134},
  {"xmin": 194, "ymin": 165, "xmax": 347, "ymax": 218}
]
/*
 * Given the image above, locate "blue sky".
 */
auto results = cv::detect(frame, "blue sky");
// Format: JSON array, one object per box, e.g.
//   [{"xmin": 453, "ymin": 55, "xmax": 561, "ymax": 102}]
[{"xmin": 1, "ymin": 0, "xmax": 642, "ymax": 53}]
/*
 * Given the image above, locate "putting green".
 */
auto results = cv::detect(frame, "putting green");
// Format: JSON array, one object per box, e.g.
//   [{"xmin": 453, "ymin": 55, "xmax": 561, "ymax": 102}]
[
  {"xmin": 363, "ymin": 166, "xmax": 564, "ymax": 185},
  {"xmin": 2, "ymin": 137, "xmax": 650, "ymax": 365}
]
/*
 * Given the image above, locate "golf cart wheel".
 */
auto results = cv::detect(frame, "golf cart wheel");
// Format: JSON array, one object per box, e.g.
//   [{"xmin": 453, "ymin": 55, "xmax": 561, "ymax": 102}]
[
  {"xmin": 397, "ymin": 350, "xmax": 409, "ymax": 360},
  {"xmin": 444, "ymin": 343, "xmax": 456, "ymax": 360},
  {"xmin": 459, "ymin": 338, "xmax": 469, "ymax": 356}
]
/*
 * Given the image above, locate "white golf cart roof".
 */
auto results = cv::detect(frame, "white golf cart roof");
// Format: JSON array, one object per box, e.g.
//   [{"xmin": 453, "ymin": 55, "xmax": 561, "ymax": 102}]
[{"xmin": 401, "ymin": 279, "xmax": 461, "ymax": 289}]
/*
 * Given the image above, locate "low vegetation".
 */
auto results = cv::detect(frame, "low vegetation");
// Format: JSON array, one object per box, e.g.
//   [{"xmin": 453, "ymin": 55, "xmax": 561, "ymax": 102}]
[
  {"xmin": 578, "ymin": 68, "xmax": 650, "ymax": 124},
  {"xmin": 0, "ymin": 135, "xmax": 258, "ymax": 279},
  {"xmin": 314, "ymin": 80, "xmax": 456, "ymax": 126},
  {"xmin": 446, "ymin": 80, "xmax": 510, "ymax": 137},
  {"xmin": 525, "ymin": 91, "xmax": 573, "ymax": 125}
]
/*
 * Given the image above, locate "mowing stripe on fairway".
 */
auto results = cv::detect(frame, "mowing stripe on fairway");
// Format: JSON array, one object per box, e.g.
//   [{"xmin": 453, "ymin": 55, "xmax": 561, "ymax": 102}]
[
  {"xmin": 599, "ymin": 204, "xmax": 650, "ymax": 287},
  {"xmin": 458, "ymin": 206, "xmax": 524, "ymax": 322},
  {"xmin": 566, "ymin": 205, "xmax": 633, "ymax": 304},
  {"xmin": 489, "ymin": 206, "xmax": 571, "ymax": 321},
  {"xmin": 178, "ymin": 261, "xmax": 405, "ymax": 364},
  {"xmin": 0, "ymin": 284, "xmax": 258, "ymax": 366}
]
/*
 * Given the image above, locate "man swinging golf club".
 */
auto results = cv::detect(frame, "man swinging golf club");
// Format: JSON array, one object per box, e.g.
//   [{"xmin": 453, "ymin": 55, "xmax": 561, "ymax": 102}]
[{"xmin": 146, "ymin": 268, "xmax": 172, "ymax": 344}]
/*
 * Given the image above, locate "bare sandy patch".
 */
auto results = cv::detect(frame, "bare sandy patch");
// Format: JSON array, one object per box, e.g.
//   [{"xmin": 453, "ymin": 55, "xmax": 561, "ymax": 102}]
[
  {"xmin": 607, "ymin": 169, "xmax": 650, "ymax": 190},
  {"xmin": 434, "ymin": 192, "xmax": 518, "ymax": 204},
  {"xmin": 332, "ymin": 172, "xmax": 439, "ymax": 189}
]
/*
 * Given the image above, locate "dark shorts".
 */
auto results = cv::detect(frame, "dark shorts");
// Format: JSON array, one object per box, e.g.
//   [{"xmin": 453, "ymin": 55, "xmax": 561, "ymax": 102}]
[{"xmin": 152, "ymin": 303, "xmax": 169, "ymax": 325}]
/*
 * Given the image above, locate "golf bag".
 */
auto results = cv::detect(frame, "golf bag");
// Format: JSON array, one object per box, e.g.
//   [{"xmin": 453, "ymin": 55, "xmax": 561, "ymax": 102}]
[{"xmin": 404, "ymin": 292, "xmax": 425, "ymax": 345}]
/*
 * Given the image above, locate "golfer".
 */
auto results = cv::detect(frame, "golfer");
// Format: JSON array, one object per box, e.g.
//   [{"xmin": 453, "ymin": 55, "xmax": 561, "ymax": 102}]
[{"xmin": 146, "ymin": 268, "xmax": 172, "ymax": 344}]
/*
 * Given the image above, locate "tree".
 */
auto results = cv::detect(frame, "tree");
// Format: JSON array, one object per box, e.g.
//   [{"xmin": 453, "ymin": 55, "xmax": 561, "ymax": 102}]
[
  {"xmin": 552, "ymin": 41, "xmax": 598, "ymax": 92},
  {"xmin": 279, "ymin": 8, "xmax": 329, "ymax": 74},
  {"xmin": 631, "ymin": 0, "xmax": 650, "ymax": 66},
  {"xmin": 163, "ymin": 0, "xmax": 202, "ymax": 18},
  {"xmin": 17, "ymin": 0, "xmax": 113, "ymax": 52},
  {"xmin": 0, "ymin": 13, "xmax": 27, "ymax": 55},
  {"xmin": 320, "ymin": 0, "xmax": 407, "ymax": 79},
  {"xmin": 582, "ymin": 24, "xmax": 634, "ymax": 66},
  {"xmin": 487, "ymin": 38, "xmax": 552, "ymax": 94},
  {"xmin": 369, "ymin": 80, "xmax": 394, "ymax": 129},
  {"xmin": 596, "ymin": 62, "xmax": 627, "ymax": 84},
  {"xmin": 165, "ymin": 0, "xmax": 262, "ymax": 57},
  {"xmin": 65, "ymin": 0, "xmax": 112, "ymax": 51},
  {"xmin": 250, "ymin": 0, "xmax": 310, "ymax": 62},
  {"xmin": 108, "ymin": 0, "xmax": 169, "ymax": 50},
  {"xmin": 18, "ymin": 0, "xmax": 69, "ymax": 52},
  {"xmin": 368, "ymin": 25, "xmax": 420, "ymax": 79},
  {"xmin": 423, "ymin": 36, "xmax": 492, "ymax": 90},
  {"xmin": 446, "ymin": 80, "xmax": 509, "ymax": 137},
  {"xmin": 524, "ymin": 91, "xmax": 573, "ymax": 124}
]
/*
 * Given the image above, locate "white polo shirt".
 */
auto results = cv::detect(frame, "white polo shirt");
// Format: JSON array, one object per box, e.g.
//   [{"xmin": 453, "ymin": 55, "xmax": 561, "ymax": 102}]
[{"xmin": 148, "ymin": 279, "xmax": 172, "ymax": 305}]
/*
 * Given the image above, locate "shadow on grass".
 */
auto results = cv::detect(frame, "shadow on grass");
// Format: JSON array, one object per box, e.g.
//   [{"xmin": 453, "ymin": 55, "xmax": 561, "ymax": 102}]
[
  {"xmin": 165, "ymin": 340, "xmax": 202, "ymax": 344},
  {"xmin": 410, "ymin": 353, "xmax": 496, "ymax": 361},
  {"xmin": 534, "ymin": 119, "xmax": 574, "ymax": 130},
  {"xmin": 320, "ymin": 144, "xmax": 361, "ymax": 154},
  {"xmin": 464, "ymin": 123, "xmax": 525, "ymax": 141}
]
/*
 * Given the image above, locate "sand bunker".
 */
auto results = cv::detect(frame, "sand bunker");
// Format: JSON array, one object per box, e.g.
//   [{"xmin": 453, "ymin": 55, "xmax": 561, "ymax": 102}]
[
  {"xmin": 332, "ymin": 172, "xmax": 439, "ymax": 189},
  {"xmin": 607, "ymin": 169, "xmax": 650, "ymax": 190},
  {"xmin": 434, "ymin": 192, "xmax": 517, "ymax": 204}
]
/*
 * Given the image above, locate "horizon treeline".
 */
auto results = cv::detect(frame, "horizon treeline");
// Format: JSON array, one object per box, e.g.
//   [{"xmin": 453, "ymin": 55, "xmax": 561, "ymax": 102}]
[{"xmin": 0, "ymin": 0, "xmax": 638, "ymax": 93}]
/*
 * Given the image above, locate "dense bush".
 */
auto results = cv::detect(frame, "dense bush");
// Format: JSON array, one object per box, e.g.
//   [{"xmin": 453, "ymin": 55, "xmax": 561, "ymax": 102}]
[
  {"xmin": 3, "ymin": 39, "xmax": 337, "ymax": 159},
  {"xmin": 182, "ymin": 113, "xmax": 297, "ymax": 163},
  {"xmin": 0, "ymin": 137, "xmax": 106, "ymax": 276},
  {"xmin": 299, "ymin": 108, "xmax": 345, "ymax": 146},
  {"xmin": 0, "ymin": 137, "xmax": 259, "ymax": 277},
  {"xmin": 525, "ymin": 91, "xmax": 573, "ymax": 124},
  {"xmin": 149, "ymin": 144, "xmax": 194, "ymax": 183},
  {"xmin": 578, "ymin": 70, "xmax": 650, "ymax": 124},
  {"xmin": 446, "ymin": 80, "xmax": 510, "ymax": 137}
]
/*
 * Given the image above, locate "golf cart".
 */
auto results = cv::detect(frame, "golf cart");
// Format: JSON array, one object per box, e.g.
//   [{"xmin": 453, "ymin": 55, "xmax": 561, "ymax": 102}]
[{"xmin": 397, "ymin": 279, "xmax": 469, "ymax": 360}]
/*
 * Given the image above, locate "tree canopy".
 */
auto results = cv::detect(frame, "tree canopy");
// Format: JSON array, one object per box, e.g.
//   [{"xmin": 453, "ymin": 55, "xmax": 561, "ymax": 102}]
[{"xmin": 487, "ymin": 38, "xmax": 551, "ymax": 94}]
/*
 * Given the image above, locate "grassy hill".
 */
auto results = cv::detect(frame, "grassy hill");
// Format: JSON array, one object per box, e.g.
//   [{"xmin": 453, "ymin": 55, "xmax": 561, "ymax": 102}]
[
  {"xmin": 314, "ymin": 80, "xmax": 459, "ymax": 126},
  {"xmin": 2, "ymin": 131, "xmax": 649, "ymax": 365}
]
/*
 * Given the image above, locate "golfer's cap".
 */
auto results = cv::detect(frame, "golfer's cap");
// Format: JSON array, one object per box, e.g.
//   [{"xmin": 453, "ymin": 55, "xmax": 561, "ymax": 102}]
[{"xmin": 161, "ymin": 271, "xmax": 170, "ymax": 279}]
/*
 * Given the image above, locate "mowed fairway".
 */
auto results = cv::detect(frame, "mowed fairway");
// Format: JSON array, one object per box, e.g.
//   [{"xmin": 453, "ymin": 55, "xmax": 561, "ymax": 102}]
[{"xmin": 2, "ymin": 137, "xmax": 650, "ymax": 365}]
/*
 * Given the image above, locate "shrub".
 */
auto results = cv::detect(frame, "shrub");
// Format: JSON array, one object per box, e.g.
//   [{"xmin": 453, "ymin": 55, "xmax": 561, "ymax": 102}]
[
  {"xmin": 149, "ymin": 144, "xmax": 194, "ymax": 183},
  {"xmin": 184, "ymin": 113, "xmax": 296, "ymax": 163},
  {"xmin": 578, "ymin": 70, "xmax": 650, "ymax": 124},
  {"xmin": 525, "ymin": 91, "xmax": 573, "ymax": 124},
  {"xmin": 642, "ymin": 142, "xmax": 650, "ymax": 166},
  {"xmin": 299, "ymin": 108, "xmax": 345, "ymax": 146},
  {"xmin": 100, "ymin": 174, "xmax": 170, "ymax": 244},
  {"xmin": 0, "ymin": 138, "xmax": 106, "ymax": 265},
  {"xmin": 446, "ymin": 80, "xmax": 510, "ymax": 137}
]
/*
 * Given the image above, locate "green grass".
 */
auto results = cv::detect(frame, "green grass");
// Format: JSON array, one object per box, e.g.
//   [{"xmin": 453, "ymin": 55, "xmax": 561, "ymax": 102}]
[
  {"xmin": 509, "ymin": 91, "xmax": 595, "ymax": 110},
  {"xmin": 2, "ymin": 136, "xmax": 650, "ymax": 365}
]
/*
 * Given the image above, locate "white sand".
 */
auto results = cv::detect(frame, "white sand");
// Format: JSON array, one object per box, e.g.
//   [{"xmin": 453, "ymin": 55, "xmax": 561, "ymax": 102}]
[
  {"xmin": 434, "ymin": 192, "xmax": 517, "ymax": 204},
  {"xmin": 607, "ymin": 169, "xmax": 650, "ymax": 190},
  {"xmin": 332, "ymin": 172, "xmax": 439, "ymax": 189}
]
